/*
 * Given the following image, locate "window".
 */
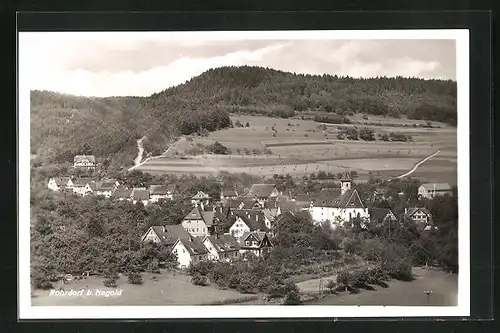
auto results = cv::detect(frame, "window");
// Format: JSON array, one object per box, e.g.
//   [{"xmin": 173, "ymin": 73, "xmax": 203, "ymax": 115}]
[
  {"xmin": 245, "ymin": 241, "xmax": 251, "ymax": 246},
  {"xmin": 182, "ymin": 249, "xmax": 185, "ymax": 253}
]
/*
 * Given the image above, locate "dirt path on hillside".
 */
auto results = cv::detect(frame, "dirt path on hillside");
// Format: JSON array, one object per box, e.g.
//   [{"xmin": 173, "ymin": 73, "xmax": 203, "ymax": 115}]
[
  {"xmin": 390, "ymin": 150, "xmax": 440, "ymax": 180},
  {"xmin": 128, "ymin": 137, "xmax": 179, "ymax": 172}
]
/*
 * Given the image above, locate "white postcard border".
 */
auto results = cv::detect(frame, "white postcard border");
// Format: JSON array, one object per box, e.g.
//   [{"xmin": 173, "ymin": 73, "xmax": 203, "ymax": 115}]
[{"xmin": 18, "ymin": 29, "xmax": 470, "ymax": 319}]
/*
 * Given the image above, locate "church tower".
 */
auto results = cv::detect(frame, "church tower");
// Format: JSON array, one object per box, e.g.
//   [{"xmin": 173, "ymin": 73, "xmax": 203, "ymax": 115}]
[{"xmin": 340, "ymin": 171, "xmax": 352, "ymax": 196}]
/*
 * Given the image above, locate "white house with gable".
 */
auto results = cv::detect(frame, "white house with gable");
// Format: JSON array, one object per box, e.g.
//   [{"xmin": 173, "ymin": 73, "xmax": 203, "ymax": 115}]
[{"xmin": 311, "ymin": 172, "xmax": 369, "ymax": 227}]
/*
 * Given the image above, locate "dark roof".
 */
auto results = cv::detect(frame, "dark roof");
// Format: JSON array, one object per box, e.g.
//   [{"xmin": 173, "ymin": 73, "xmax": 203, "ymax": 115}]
[
  {"xmin": 369, "ymin": 208, "xmax": 394, "ymax": 222},
  {"xmin": 132, "ymin": 188, "xmax": 150, "ymax": 201},
  {"xmin": 249, "ymin": 184, "xmax": 277, "ymax": 198},
  {"xmin": 264, "ymin": 197, "xmax": 277, "ymax": 208},
  {"xmin": 201, "ymin": 210, "xmax": 215, "ymax": 227},
  {"xmin": 177, "ymin": 238, "xmax": 209, "ymax": 255},
  {"xmin": 234, "ymin": 210, "xmax": 268, "ymax": 231},
  {"xmin": 112, "ymin": 186, "xmax": 132, "ymax": 198},
  {"xmin": 227, "ymin": 198, "xmax": 244, "ymax": 209},
  {"xmin": 184, "ymin": 206, "xmax": 215, "ymax": 226},
  {"xmin": 420, "ymin": 183, "xmax": 453, "ymax": 191},
  {"xmin": 336, "ymin": 189, "xmax": 365, "ymax": 209},
  {"xmin": 204, "ymin": 234, "xmax": 239, "ymax": 253},
  {"xmin": 221, "ymin": 190, "xmax": 238, "ymax": 197},
  {"xmin": 72, "ymin": 178, "xmax": 95, "ymax": 187},
  {"xmin": 98, "ymin": 182, "xmax": 116, "ymax": 191},
  {"xmin": 277, "ymin": 200, "xmax": 303, "ymax": 213},
  {"xmin": 240, "ymin": 198, "xmax": 261, "ymax": 210},
  {"xmin": 239, "ymin": 231, "xmax": 271, "ymax": 247},
  {"xmin": 314, "ymin": 188, "xmax": 342, "ymax": 207},
  {"xmin": 52, "ymin": 177, "xmax": 70, "ymax": 186},
  {"xmin": 341, "ymin": 171, "xmax": 352, "ymax": 181},
  {"xmin": 147, "ymin": 225, "xmax": 192, "ymax": 245},
  {"xmin": 149, "ymin": 185, "xmax": 170, "ymax": 195},
  {"xmin": 294, "ymin": 193, "xmax": 315, "ymax": 203},
  {"xmin": 74, "ymin": 155, "xmax": 96, "ymax": 163}
]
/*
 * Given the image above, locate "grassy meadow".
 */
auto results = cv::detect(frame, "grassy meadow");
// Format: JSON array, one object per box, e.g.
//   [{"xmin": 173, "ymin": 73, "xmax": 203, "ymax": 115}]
[{"xmin": 135, "ymin": 114, "xmax": 457, "ymax": 184}]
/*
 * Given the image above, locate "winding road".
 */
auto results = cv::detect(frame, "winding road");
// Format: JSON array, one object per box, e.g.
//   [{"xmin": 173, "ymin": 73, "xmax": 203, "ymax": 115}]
[{"xmin": 390, "ymin": 150, "xmax": 440, "ymax": 180}]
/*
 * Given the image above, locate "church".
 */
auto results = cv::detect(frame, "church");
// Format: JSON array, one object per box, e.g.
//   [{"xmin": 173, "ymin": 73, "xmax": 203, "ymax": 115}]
[{"xmin": 310, "ymin": 172, "xmax": 370, "ymax": 227}]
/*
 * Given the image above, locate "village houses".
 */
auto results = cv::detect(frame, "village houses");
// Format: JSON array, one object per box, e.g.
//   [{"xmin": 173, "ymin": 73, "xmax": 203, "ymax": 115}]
[
  {"xmin": 47, "ymin": 177, "xmax": 73, "ymax": 192},
  {"xmin": 131, "ymin": 188, "xmax": 150, "ymax": 206},
  {"xmin": 418, "ymin": 183, "xmax": 453, "ymax": 199},
  {"xmin": 244, "ymin": 184, "xmax": 279, "ymax": 205}
]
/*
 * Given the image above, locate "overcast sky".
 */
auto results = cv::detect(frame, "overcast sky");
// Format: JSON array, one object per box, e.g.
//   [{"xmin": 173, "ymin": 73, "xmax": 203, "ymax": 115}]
[{"xmin": 19, "ymin": 32, "xmax": 456, "ymax": 97}]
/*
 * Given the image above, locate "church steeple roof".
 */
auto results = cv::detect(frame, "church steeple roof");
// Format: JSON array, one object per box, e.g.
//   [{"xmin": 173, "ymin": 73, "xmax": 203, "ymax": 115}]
[{"xmin": 340, "ymin": 171, "xmax": 352, "ymax": 181}]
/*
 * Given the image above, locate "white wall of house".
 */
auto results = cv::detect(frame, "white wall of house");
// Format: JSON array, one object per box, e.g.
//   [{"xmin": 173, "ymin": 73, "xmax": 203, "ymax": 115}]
[
  {"xmin": 142, "ymin": 229, "xmax": 161, "ymax": 243},
  {"xmin": 202, "ymin": 239, "xmax": 220, "ymax": 261},
  {"xmin": 96, "ymin": 190, "xmax": 113, "ymax": 198},
  {"xmin": 239, "ymin": 248, "xmax": 262, "ymax": 257},
  {"xmin": 312, "ymin": 207, "xmax": 369, "ymax": 224},
  {"xmin": 182, "ymin": 219, "xmax": 209, "ymax": 237},
  {"xmin": 172, "ymin": 242, "xmax": 208, "ymax": 268},
  {"xmin": 47, "ymin": 179, "xmax": 60, "ymax": 191},
  {"xmin": 229, "ymin": 218, "xmax": 250, "ymax": 238},
  {"xmin": 410, "ymin": 211, "xmax": 430, "ymax": 224},
  {"xmin": 418, "ymin": 186, "xmax": 431, "ymax": 198},
  {"xmin": 150, "ymin": 193, "xmax": 173, "ymax": 203}
]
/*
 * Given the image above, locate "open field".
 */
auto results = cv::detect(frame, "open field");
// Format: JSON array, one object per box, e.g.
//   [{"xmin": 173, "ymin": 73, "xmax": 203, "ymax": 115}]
[
  {"xmin": 31, "ymin": 271, "xmax": 257, "ymax": 306},
  {"xmin": 135, "ymin": 114, "xmax": 457, "ymax": 183},
  {"xmin": 306, "ymin": 267, "xmax": 458, "ymax": 306},
  {"xmin": 237, "ymin": 267, "xmax": 457, "ymax": 306}
]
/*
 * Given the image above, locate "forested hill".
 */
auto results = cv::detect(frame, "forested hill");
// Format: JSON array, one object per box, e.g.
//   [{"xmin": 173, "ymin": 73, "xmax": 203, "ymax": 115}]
[{"xmin": 30, "ymin": 65, "xmax": 457, "ymax": 168}]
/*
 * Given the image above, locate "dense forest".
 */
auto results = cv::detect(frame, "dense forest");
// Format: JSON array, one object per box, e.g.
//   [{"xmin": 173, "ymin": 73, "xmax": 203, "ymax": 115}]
[{"xmin": 31, "ymin": 65, "xmax": 457, "ymax": 167}]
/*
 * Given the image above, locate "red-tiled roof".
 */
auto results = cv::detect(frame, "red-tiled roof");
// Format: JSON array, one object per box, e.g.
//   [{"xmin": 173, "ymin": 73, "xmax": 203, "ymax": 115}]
[
  {"xmin": 177, "ymin": 238, "xmax": 209, "ymax": 255},
  {"xmin": 204, "ymin": 234, "xmax": 239, "ymax": 253},
  {"xmin": 420, "ymin": 183, "xmax": 453, "ymax": 192},
  {"xmin": 132, "ymin": 188, "xmax": 150, "ymax": 201}
]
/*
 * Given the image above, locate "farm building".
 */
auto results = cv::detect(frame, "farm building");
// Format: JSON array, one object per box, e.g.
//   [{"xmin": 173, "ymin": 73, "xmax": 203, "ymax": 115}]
[
  {"xmin": 404, "ymin": 207, "xmax": 432, "ymax": 225},
  {"xmin": 131, "ymin": 188, "xmax": 150, "ymax": 205},
  {"xmin": 71, "ymin": 178, "xmax": 96, "ymax": 196},
  {"xmin": 368, "ymin": 207, "xmax": 397, "ymax": 226},
  {"xmin": 310, "ymin": 172, "xmax": 369, "ymax": 226},
  {"xmin": 171, "ymin": 237, "xmax": 209, "ymax": 269},
  {"xmin": 201, "ymin": 234, "xmax": 240, "ymax": 262},
  {"xmin": 73, "ymin": 155, "xmax": 97, "ymax": 169},
  {"xmin": 220, "ymin": 189, "xmax": 238, "ymax": 201},
  {"xmin": 141, "ymin": 224, "xmax": 193, "ymax": 246},
  {"xmin": 95, "ymin": 181, "xmax": 118, "ymax": 197},
  {"xmin": 181, "ymin": 205, "xmax": 217, "ymax": 237},
  {"xmin": 238, "ymin": 231, "xmax": 273, "ymax": 257},
  {"xmin": 228, "ymin": 210, "xmax": 268, "ymax": 238},
  {"xmin": 418, "ymin": 183, "xmax": 453, "ymax": 199},
  {"xmin": 112, "ymin": 186, "xmax": 132, "ymax": 201},
  {"xmin": 149, "ymin": 184, "xmax": 175, "ymax": 202},
  {"xmin": 191, "ymin": 191, "xmax": 211, "ymax": 207},
  {"xmin": 245, "ymin": 184, "xmax": 279, "ymax": 205},
  {"xmin": 47, "ymin": 177, "xmax": 72, "ymax": 192}
]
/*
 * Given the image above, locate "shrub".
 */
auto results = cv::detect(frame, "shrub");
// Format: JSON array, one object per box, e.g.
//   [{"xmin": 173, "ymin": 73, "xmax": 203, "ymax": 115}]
[
  {"xmin": 188, "ymin": 260, "xmax": 215, "ymax": 276},
  {"xmin": 257, "ymin": 276, "xmax": 273, "ymax": 293},
  {"xmin": 326, "ymin": 279, "xmax": 337, "ymax": 293},
  {"xmin": 236, "ymin": 273, "xmax": 255, "ymax": 294},
  {"xmin": 33, "ymin": 275, "xmax": 53, "ymax": 290},
  {"xmin": 191, "ymin": 273, "xmax": 208, "ymax": 286},
  {"xmin": 127, "ymin": 272, "xmax": 143, "ymax": 285},
  {"xmin": 283, "ymin": 290, "xmax": 302, "ymax": 305},
  {"xmin": 382, "ymin": 259, "xmax": 413, "ymax": 281},
  {"xmin": 103, "ymin": 277, "xmax": 117, "ymax": 288},
  {"xmin": 245, "ymin": 122, "xmax": 250, "ymax": 127},
  {"xmin": 228, "ymin": 273, "xmax": 241, "ymax": 289},
  {"xmin": 359, "ymin": 127, "xmax": 375, "ymax": 141}
]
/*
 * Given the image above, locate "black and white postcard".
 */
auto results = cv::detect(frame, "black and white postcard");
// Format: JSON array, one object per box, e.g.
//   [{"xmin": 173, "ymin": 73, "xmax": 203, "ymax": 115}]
[{"xmin": 18, "ymin": 29, "xmax": 469, "ymax": 319}]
